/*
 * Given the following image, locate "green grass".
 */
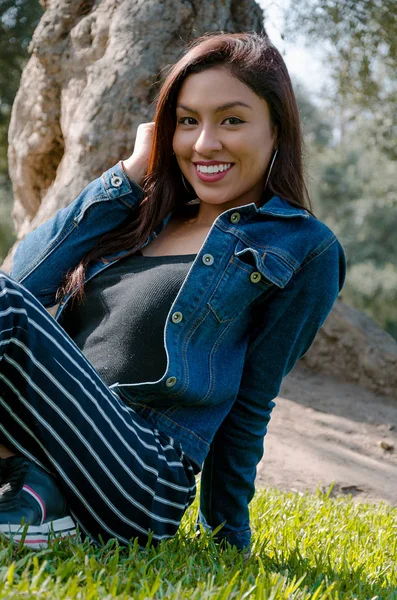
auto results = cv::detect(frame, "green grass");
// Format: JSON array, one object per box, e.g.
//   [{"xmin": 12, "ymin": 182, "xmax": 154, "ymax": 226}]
[{"xmin": 0, "ymin": 486, "xmax": 396, "ymax": 599}]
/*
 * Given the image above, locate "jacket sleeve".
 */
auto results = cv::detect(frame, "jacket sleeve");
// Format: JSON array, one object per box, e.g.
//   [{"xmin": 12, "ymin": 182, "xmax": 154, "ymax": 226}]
[
  {"xmin": 198, "ymin": 236, "xmax": 346, "ymax": 550},
  {"xmin": 10, "ymin": 162, "xmax": 143, "ymax": 307}
]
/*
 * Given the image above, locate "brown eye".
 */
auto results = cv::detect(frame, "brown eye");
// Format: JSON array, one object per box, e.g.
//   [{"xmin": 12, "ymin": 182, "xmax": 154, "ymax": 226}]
[
  {"xmin": 223, "ymin": 117, "xmax": 244, "ymax": 125},
  {"xmin": 178, "ymin": 117, "xmax": 197, "ymax": 125}
]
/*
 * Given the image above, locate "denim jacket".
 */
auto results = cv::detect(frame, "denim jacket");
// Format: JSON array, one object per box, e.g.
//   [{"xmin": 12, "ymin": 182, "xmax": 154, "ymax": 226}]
[{"xmin": 11, "ymin": 162, "xmax": 346, "ymax": 549}]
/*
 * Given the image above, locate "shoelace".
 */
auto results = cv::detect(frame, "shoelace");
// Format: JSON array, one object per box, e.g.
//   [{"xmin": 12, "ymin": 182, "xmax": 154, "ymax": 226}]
[{"xmin": 0, "ymin": 457, "xmax": 31, "ymax": 501}]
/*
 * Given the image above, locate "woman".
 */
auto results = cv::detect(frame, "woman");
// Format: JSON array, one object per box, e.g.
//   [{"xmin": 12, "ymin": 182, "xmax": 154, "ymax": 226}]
[{"xmin": 0, "ymin": 32, "xmax": 345, "ymax": 550}]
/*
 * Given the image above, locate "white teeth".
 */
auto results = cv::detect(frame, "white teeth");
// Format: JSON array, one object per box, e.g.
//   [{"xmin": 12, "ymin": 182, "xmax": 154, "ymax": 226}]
[{"xmin": 196, "ymin": 163, "xmax": 231, "ymax": 174}]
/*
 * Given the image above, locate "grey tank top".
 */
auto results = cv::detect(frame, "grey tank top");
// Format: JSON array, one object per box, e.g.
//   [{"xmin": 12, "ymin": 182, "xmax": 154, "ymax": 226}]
[{"xmin": 61, "ymin": 250, "xmax": 196, "ymax": 386}]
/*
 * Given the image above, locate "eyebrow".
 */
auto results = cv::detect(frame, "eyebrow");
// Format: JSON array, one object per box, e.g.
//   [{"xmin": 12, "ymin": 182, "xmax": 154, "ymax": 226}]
[{"xmin": 176, "ymin": 101, "xmax": 252, "ymax": 114}]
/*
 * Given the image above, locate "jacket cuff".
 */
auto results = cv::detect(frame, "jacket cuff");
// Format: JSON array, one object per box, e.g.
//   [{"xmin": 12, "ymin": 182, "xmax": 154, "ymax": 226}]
[
  {"xmin": 101, "ymin": 161, "xmax": 144, "ymax": 203},
  {"xmin": 212, "ymin": 528, "xmax": 251, "ymax": 551},
  {"xmin": 197, "ymin": 513, "xmax": 251, "ymax": 551}
]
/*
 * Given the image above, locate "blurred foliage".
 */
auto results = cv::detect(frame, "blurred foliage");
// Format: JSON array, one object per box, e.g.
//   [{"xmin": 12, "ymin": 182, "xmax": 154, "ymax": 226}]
[
  {"xmin": 0, "ymin": 180, "xmax": 14, "ymax": 262},
  {"xmin": 0, "ymin": 0, "xmax": 43, "ymax": 174},
  {"xmin": 285, "ymin": 0, "xmax": 397, "ymax": 127},
  {"xmin": 285, "ymin": 0, "xmax": 397, "ymax": 165},
  {"xmin": 294, "ymin": 93, "xmax": 397, "ymax": 340},
  {"xmin": 308, "ymin": 117, "xmax": 397, "ymax": 340},
  {"xmin": 286, "ymin": 0, "xmax": 397, "ymax": 340},
  {"xmin": 0, "ymin": 0, "xmax": 43, "ymax": 259}
]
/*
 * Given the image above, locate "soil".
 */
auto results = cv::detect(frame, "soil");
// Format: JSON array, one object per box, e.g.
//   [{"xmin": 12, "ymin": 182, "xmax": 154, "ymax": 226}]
[{"xmin": 257, "ymin": 364, "xmax": 397, "ymax": 506}]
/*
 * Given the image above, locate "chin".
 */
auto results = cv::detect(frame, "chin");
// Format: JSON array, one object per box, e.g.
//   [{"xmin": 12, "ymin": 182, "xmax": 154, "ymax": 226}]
[
  {"xmin": 199, "ymin": 196, "xmax": 235, "ymax": 207},
  {"xmin": 196, "ymin": 187, "xmax": 236, "ymax": 202}
]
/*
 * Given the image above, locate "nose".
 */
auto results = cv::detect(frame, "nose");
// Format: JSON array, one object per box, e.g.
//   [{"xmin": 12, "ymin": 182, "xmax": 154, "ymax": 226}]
[{"xmin": 193, "ymin": 126, "xmax": 222, "ymax": 155}]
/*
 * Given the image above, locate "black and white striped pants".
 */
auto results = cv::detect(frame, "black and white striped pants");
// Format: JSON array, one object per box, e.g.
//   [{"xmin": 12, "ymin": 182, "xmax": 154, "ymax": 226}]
[{"xmin": 0, "ymin": 272, "xmax": 196, "ymax": 546}]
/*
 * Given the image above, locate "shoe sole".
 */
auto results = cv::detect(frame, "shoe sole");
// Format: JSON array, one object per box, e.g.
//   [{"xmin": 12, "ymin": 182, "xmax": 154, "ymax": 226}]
[{"xmin": 0, "ymin": 516, "xmax": 77, "ymax": 549}]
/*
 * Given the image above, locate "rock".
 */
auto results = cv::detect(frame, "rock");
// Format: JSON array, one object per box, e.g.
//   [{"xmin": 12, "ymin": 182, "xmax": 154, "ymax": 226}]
[
  {"xmin": 379, "ymin": 441, "xmax": 394, "ymax": 451},
  {"xmin": 302, "ymin": 299, "xmax": 397, "ymax": 400},
  {"xmin": 339, "ymin": 484, "xmax": 365, "ymax": 496}
]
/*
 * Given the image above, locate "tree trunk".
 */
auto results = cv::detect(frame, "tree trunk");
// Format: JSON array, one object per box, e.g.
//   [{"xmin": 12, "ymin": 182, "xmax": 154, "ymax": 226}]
[{"xmin": 6, "ymin": 0, "xmax": 264, "ymax": 253}]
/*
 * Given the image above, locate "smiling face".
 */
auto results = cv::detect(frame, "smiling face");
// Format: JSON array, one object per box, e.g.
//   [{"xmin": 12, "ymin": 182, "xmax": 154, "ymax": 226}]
[{"xmin": 172, "ymin": 66, "xmax": 277, "ymax": 213}]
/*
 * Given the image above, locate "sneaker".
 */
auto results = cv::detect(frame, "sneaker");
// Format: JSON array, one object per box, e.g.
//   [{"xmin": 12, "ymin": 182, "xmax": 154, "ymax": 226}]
[{"xmin": 0, "ymin": 456, "xmax": 76, "ymax": 549}]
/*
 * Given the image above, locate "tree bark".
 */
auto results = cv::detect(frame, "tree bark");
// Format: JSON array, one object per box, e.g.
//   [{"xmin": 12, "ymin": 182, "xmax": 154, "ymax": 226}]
[{"xmin": 6, "ymin": 0, "xmax": 264, "ymax": 257}]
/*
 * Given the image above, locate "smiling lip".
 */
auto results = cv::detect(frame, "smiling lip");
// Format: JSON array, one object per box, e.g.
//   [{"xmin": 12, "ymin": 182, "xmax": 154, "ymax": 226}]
[
  {"xmin": 195, "ymin": 163, "xmax": 233, "ymax": 183},
  {"xmin": 194, "ymin": 163, "xmax": 234, "ymax": 183},
  {"xmin": 193, "ymin": 160, "xmax": 234, "ymax": 166}
]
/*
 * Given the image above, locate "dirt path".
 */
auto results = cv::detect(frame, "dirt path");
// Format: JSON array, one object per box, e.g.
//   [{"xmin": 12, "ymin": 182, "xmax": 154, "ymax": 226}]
[{"xmin": 257, "ymin": 365, "xmax": 397, "ymax": 505}]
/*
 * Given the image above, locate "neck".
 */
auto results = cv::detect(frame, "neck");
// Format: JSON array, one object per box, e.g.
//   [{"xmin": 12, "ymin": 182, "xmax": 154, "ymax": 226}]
[
  {"xmin": 194, "ymin": 203, "xmax": 223, "ymax": 227},
  {"xmin": 177, "ymin": 202, "xmax": 215, "ymax": 228}
]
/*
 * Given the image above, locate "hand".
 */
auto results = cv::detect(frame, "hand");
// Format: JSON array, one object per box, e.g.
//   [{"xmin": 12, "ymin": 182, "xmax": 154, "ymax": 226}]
[{"xmin": 122, "ymin": 122, "xmax": 155, "ymax": 186}]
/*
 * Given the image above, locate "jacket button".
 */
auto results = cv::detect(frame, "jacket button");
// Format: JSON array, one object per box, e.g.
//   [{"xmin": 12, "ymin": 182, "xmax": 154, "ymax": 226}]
[
  {"xmin": 111, "ymin": 174, "xmax": 123, "ymax": 188},
  {"xmin": 250, "ymin": 271, "xmax": 262, "ymax": 283},
  {"xmin": 202, "ymin": 253, "xmax": 214, "ymax": 265},
  {"xmin": 171, "ymin": 311, "xmax": 183, "ymax": 323},
  {"xmin": 230, "ymin": 212, "xmax": 241, "ymax": 223},
  {"xmin": 166, "ymin": 376, "xmax": 177, "ymax": 387}
]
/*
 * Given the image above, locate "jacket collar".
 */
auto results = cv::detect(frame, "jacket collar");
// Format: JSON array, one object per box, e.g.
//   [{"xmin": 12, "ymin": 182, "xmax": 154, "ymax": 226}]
[
  {"xmin": 256, "ymin": 195, "xmax": 310, "ymax": 219},
  {"xmin": 186, "ymin": 195, "xmax": 309, "ymax": 220},
  {"xmin": 172, "ymin": 196, "xmax": 310, "ymax": 235},
  {"xmin": 215, "ymin": 195, "xmax": 310, "ymax": 220}
]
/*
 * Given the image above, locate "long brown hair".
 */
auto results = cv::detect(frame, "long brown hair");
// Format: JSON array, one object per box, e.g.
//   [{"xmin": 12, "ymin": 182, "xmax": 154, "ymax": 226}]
[{"xmin": 59, "ymin": 31, "xmax": 311, "ymax": 302}]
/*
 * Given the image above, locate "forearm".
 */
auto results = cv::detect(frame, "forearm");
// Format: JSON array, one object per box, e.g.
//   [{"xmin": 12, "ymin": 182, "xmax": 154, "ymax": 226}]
[
  {"xmin": 121, "ymin": 156, "xmax": 147, "ymax": 188},
  {"xmin": 199, "ymin": 404, "xmax": 270, "ymax": 550},
  {"xmin": 199, "ymin": 237, "xmax": 346, "ymax": 550}
]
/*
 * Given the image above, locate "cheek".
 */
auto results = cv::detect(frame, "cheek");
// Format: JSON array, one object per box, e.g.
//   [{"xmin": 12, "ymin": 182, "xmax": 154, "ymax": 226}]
[
  {"xmin": 240, "ymin": 142, "xmax": 272, "ymax": 170},
  {"xmin": 249, "ymin": 135, "xmax": 274, "ymax": 168},
  {"xmin": 239, "ymin": 148, "xmax": 273, "ymax": 184},
  {"xmin": 235, "ymin": 128, "xmax": 271, "ymax": 156},
  {"xmin": 172, "ymin": 130, "xmax": 193, "ymax": 157}
]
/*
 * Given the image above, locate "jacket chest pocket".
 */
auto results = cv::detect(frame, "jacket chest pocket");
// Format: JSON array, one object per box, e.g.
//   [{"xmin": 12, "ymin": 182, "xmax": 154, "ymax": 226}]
[{"xmin": 208, "ymin": 241, "xmax": 295, "ymax": 323}]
